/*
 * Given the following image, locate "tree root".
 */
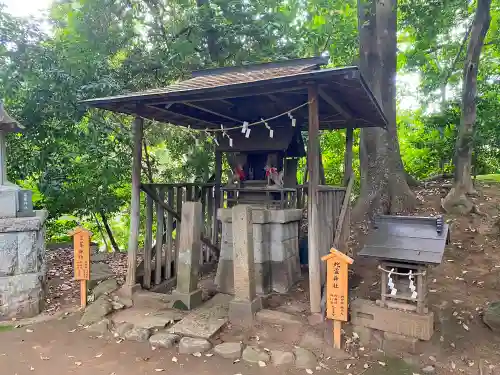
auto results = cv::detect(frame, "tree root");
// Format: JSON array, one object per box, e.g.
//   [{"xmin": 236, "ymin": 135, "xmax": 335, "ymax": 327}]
[{"xmin": 441, "ymin": 187, "xmax": 474, "ymax": 215}]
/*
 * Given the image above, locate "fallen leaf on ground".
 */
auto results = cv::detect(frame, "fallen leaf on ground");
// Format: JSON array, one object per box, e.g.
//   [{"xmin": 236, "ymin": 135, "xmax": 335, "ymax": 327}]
[
  {"xmin": 378, "ymin": 361, "xmax": 386, "ymax": 366},
  {"xmin": 26, "ymin": 328, "xmax": 33, "ymax": 333},
  {"xmin": 155, "ymin": 369, "xmax": 165, "ymax": 372},
  {"xmin": 171, "ymin": 357, "xmax": 178, "ymax": 363},
  {"xmin": 192, "ymin": 352, "xmax": 202, "ymax": 357},
  {"xmin": 233, "ymin": 359, "xmax": 240, "ymax": 364},
  {"xmin": 429, "ymin": 356, "xmax": 436, "ymax": 362},
  {"xmin": 68, "ymin": 329, "xmax": 76, "ymax": 333},
  {"xmin": 463, "ymin": 324, "xmax": 469, "ymax": 331},
  {"xmin": 346, "ymin": 363, "xmax": 352, "ymax": 369},
  {"xmin": 305, "ymin": 369, "xmax": 313, "ymax": 374},
  {"xmin": 363, "ymin": 364, "xmax": 369, "ymax": 369},
  {"xmin": 95, "ymin": 353, "xmax": 103, "ymax": 358},
  {"xmin": 258, "ymin": 361, "xmax": 266, "ymax": 367},
  {"xmin": 75, "ymin": 362, "xmax": 82, "ymax": 366},
  {"xmin": 205, "ymin": 353, "xmax": 213, "ymax": 357},
  {"xmin": 40, "ymin": 356, "xmax": 50, "ymax": 360}
]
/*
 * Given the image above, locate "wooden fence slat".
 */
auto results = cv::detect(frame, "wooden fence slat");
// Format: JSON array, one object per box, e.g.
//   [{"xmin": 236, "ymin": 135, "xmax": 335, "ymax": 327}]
[
  {"xmin": 143, "ymin": 195, "xmax": 154, "ymax": 289},
  {"xmin": 155, "ymin": 188, "xmax": 165, "ymax": 285},
  {"xmin": 165, "ymin": 187, "xmax": 174, "ymax": 280}
]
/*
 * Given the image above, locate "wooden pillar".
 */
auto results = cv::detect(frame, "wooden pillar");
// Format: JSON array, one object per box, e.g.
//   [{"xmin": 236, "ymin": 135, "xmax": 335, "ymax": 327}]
[
  {"xmin": 155, "ymin": 188, "xmax": 165, "ymax": 285},
  {"xmin": 344, "ymin": 127, "xmax": 354, "ymax": 186},
  {"xmin": 126, "ymin": 116, "xmax": 143, "ymax": 289},
  {"xmin": 307, "ymin": 85, "xmax": 321, "ymax": 314},
  {"xmin": 143, "ymin": 195, "xmax": 153, "ymax": 289},
  {"xmin": 212, "ymin": 150, "xmax": 222, "ymax": 246}
]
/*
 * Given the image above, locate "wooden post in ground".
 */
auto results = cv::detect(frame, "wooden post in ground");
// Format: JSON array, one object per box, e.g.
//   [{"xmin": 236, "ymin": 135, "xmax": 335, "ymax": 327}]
[
  {"xmin": 228, "ymin": 205, "xmax": 262, "ymax": 326},
  {"xmin": 308, "ymin": 85, "xmax": 321, "ymax": 315},
  {"xmin": 321, "ymin": 248, "xmax": 354, "ymax": 349},
  {"xmin": 71, "ymin": 227, "xmax": 92, "ymax": 309},
  {"xmin": 344, "ymin": 127, "xmax": 354, "ymax": 186},
  {"xmin": 126, "ymin": 116, "xmax": 143, "ymax": 292},
  {"xmin": 171, "ymin": 202, "xmax": 203, "ymax": 309}
]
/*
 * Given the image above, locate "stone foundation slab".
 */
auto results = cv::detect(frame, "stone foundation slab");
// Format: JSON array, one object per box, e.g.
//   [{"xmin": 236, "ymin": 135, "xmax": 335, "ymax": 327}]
[{"xmin": 350, "ymin": 299, "xmax": 434, "ymax": 341}]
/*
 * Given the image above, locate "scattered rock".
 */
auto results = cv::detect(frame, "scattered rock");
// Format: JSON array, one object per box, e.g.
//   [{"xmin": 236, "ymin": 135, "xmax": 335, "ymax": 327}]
[
  {"xmin": 149, "ymin": 332, "xmax": 180, "ymax": 349},
  {"xmin": 113, "ymin": 294, "xmax": 133, "ymax": 308},
  {"xmin": 256, "ymin": 309, "xmax": 302, "ymax": 325},
  {"xmin": 483, "ymin": 301, "xmax": 500, "ymax": 332},
  {"xmin": 178, "ymin": 337, "xmax": 212, "ymax": 354},
  {"xmin": 92, "ymin": 279, "xmax": 119, "ymax": 299},
  {"xmin": 299, "ymin": 330, "xmax": 324, "ymax": 351},
  {"xmin": 80, "ymin": 296, "xmax": 113, "ymax": 325},
  {"xmin": 113, "ymin": 322, "xmax": 134, "ymax": 338},
  {"xmin": 87, "ymin": 318, "xmax": 111, "ymax": 334},
  {"xmin": 111, "ymin": 301, "xmax": 125, "ymax": 310},
  {"xmin": 271, "ymin": 350, "xmax": 294, "ymax": 366},
  {"xmin": 422, "ymin": 365, "xmax": 435, "ymax": 374},
  {"xmin": 124, "ymin": 327, "xmax": 151, "ymax": 342},
  {"xmin": 242, "ymin": 346, "xmax": 270, "ymax": 364},
  {"xmin": 213, "ymin": 342, "xmax": 243, "ymax": 360},
  {"xmin": 294, "ymin": 347, "xmax": 316, "ymax": 369}
]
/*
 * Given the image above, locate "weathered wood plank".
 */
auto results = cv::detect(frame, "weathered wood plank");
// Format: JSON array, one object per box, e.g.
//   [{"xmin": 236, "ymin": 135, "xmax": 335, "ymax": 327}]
[
  {"xmin": 307, "ymin": 85, "xmax": 321, "ymax": 314},
  {"xmin": 344, "ymin": 127, "xmax": 354, "ymax": 186},
  {"xmin": 126, "ymin": 116, "xmax": 143, "ymax": 289},
  {"xmin": 143, "ymin": 195, "xmax": 154, "ymax": 289},
  {"xmin": 155, "ymin": 188, "xmax": 165, "ymax": 285},
  {"xmin": 165, "ymin": 187, "xmax": 174, "ymax": 280}
]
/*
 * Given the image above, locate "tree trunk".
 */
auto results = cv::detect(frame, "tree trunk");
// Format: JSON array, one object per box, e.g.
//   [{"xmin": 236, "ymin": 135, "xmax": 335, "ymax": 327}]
[
  {"xmin": 442, "ymin": 0, "xmax": 491, "ymax": 215},
  {"xmin": 100, "ymin": 210, "xmax": 120, "ymax": 253},
  {"xmin": 353, "ymin": 0, "xmax": 417, "ymax": 220}
]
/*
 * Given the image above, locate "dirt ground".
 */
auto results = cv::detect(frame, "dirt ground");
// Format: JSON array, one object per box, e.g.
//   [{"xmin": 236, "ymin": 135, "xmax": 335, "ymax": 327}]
[{"xmin": 3, "ymin": 180, "xmax": 500, "ymax": 375}]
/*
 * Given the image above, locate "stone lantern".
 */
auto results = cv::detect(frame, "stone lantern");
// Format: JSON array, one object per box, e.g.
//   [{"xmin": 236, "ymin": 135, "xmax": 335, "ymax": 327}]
[{"xmin": 0, "ymin": 101, "xmax": 47, "ymax": 318}]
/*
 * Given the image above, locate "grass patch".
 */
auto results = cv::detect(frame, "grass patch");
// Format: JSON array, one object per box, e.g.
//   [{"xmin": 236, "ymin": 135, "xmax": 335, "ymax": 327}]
[
  {"xmin": 477, "ymin": 174, "xmax": 500, "ymax": 183},
  {"xmin": 0, "ymin": 325, "xmax": 14, "ymax": 332}
]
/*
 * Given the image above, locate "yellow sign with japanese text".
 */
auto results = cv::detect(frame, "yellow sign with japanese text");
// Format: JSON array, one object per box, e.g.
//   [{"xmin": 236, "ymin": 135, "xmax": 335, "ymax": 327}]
[
  {"xmin": 71, "ymin": 227, "xmax": 92, "ymax": 281},
  {"xmin": 321, "ymin": 248, "xmax": 354, "ymax": 322}
]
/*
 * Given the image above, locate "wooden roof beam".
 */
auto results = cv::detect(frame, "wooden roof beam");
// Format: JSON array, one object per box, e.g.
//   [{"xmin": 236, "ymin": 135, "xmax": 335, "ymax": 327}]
[
  {"xmin": 145, "ymin": 105, "xmax": 220, "ymax": 129},
  {"xmin": 182, "ymin": 102, "xmax": 243, "ymax": 124},
  {"xmin": 317, "ymin": 87, "xmax": 354, "ymax": 120}
]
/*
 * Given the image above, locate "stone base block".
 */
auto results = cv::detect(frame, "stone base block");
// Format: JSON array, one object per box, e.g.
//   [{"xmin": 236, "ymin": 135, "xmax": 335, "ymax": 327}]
[
  {"xmin": 0, "ymin": 273, "xmax": 45, "ymax": 318},
  {"xmin": 171, "ymin": 289, "xmax": 203, "ymax": 310},
  {"xmin": 216, "ymin": 259, "xmax": 272, "ymax": 295},
  {"xmin": 229, "ymin": 297, "xmax": 262, "ymax": 326},
  {"xmin": 352, "ymin": 324, "xmax": 420, "ymax": 354},
  {"xmin": 350, "ymin": 299, "xmax": 434, "ymax": 340}
]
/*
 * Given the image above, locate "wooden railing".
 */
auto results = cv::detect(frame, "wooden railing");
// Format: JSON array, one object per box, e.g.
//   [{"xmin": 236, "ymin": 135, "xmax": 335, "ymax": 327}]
[
  {"xmin": 138, "ymin": 183, "xmax": 220, "ymax": 291},
  {"xmin": 137, "ymin": 179, "xmax": 350, "ymax": 292}
]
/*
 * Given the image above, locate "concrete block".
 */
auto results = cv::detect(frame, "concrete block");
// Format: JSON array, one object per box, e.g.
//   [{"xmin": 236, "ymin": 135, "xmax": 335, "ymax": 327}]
[
  {"xmin": 253, "ymin": 223, "xmax": 270, "ymax": 243},
  {"xmin": 218, "ymin": 208, "xmax": 232, "ymax": 223},
  {"xmin": 17, "ymin": 231, "xmax": 39, "ymax": 274},
  {"xmin": 267, "ymin": 209, "xmax": 302, "ymax": 223},
  {"xmin": 270, "ymin": 223, "xmax": 287, "ymax": 243},
  {"xmin": 350, "ymin": 299, "xmax": 434, "ymax": 341},
  {"xmin": 0, "ymin": 189, "xmax": 17, "ymax": 218},
  {"xmin": 0, "ymin": 272, "xmax": 45, "ymax": 318},
  {"xmin": 171, "ymin": 289, "xmax": 203, "ymax": 310},
  {"xmin": 255, "ymin": 262, "xmax": 272, "ymax": 295},
  {"xmin": 0, "ymin": 233, "xmax": 18, "ymax": 276},
  {"xmin": 229, "ymin": 296, "xmax": 262, "ymax": 327},
  {"xmin": 0, "ymin": 211, "xmax": 47, "ymax": 232},
  {"xmin": 382, "ymin": 332, "xmax": 419, "ymax": 354},
  {"xmin": 270, "ymin": 240, "xmax": 285, "ymax": 262},
  {"xmin": 215, "ymin": 259, "xmax": 233, "ymax": 294}
]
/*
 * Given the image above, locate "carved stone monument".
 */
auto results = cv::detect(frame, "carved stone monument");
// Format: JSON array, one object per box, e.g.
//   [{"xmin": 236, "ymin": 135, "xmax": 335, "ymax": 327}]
[{"xmin": 0, "ymin": 101, "xmax": 48, "ymax": 318}]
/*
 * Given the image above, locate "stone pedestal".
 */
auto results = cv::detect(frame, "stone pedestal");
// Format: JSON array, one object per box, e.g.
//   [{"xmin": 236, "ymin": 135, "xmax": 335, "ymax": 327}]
[
  {"xmin": 215, "ymin": 207, "xmax": 301, "ymax": 295},
  {"xmin": 228, "ymin": 205, "xmax": 262, "ymax": 326},
  {"xmin": 171, "ymin": 202, "xmax": 203, "ymax": 310},
  {"xmin": 0, "ymin": 211, "xmax": 48, "ymax": 318}
]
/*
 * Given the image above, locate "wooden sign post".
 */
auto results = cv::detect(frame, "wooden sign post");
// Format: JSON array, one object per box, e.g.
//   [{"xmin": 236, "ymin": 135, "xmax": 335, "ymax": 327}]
[
  {"xmin": 321, "ymin": 248, "xmax": 354, "ymax": 349},
  {"xmin": 70, "ymin": 227, "xmax": 92, "ymax": 309}
]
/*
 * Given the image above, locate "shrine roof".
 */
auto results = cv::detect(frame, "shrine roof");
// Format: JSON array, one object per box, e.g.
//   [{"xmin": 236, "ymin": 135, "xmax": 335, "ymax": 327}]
[
  {"xmin": 81, "ymin": 56, "xmax": 387, "ymax": 131},
  {"xmin": 358, "ymin": 215, "xmax": 450, "ymax": 265}
]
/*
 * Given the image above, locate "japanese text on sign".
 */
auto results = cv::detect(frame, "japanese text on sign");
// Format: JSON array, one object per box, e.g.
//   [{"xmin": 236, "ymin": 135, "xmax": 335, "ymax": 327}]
[
  {"xmin": 73, "ymin": 229, "xmax": 90, "ymax": 280},
  {"xmin": 321, "ymin": 248, "xmax": 353, "ymax": 322}
]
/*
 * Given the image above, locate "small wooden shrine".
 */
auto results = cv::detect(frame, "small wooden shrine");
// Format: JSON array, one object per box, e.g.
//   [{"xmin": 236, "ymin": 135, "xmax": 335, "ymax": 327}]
[{"xmin": 82, "ymin": 56, "xmax": 388, "ymax": 314}]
